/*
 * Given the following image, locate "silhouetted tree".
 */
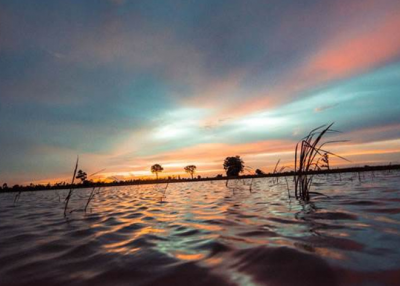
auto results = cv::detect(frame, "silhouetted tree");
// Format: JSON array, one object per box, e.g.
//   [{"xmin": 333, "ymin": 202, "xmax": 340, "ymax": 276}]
[
  {"xmin": 223, "ymin": 156, "xmax": 244, "ymax": 177},
  {"xmin": 2, "ymin": 183, "xmax": 8, "ymax": 189},
  {"xmin": 184, "ymin": 165, "xmax": 197, "ymax": 179},
  {"xmin": 255, "ymin": 169, "xmax": 265, "ymax": 176},
  {"xmin": 151, "ymin": 164, "xmax": 164, "ymax": 179},
  {"xmin": 76, "ymin": 170, "xmax": 88, "ymax": 183}
]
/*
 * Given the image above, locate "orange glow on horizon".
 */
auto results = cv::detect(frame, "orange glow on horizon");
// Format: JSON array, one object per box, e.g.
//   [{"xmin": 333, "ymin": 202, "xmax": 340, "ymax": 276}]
[{"xmin": 26, "ymin": 137, "xmax": 400, "ymax": 186}]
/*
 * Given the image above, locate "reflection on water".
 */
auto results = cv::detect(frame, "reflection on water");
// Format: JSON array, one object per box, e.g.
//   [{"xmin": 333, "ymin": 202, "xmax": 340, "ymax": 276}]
[{"xmin": 1, "ymin": 172, "xmax": 400, "ymax": 286}]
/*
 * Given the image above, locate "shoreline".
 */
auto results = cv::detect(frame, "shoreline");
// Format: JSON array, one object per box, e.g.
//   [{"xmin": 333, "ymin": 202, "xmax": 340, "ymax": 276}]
[{"xmin": 2, "ymin": 164, "xmax": 399, "ymax": 194}]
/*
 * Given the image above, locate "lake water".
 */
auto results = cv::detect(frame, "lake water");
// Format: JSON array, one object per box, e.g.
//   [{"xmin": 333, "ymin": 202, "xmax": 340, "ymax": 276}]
[{"xmin": 1, "ymin": 172, "xmax": 400, "ymax": 286}]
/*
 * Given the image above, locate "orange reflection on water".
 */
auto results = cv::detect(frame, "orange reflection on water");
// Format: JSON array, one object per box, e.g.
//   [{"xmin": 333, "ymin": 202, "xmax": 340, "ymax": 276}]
[
  {"xmin": 382, "ymin": 228, "xmax": 400, "ymax": 236},
  {"xmin": 102, "ymin": 226, "xmax": 167, "ymax": 254},
  {"xmin": 373, "ymin": 216, "xmax": 400, "ymax": 225},
  {"xmin": 174, "ymin": 252, "xmax": 205, "ymax": 261},
  {"xmin": 315, "ymin": 247, "xmax": 347, "ymax": 261},
  {"xmin": 193, "ymin": 215, "xmax": 225, "ymax": 221},
  {"xmin": 203, "ymin": 257, "xmax": 223, "ymax": 266},
  {"xmin": 350, "ymin": 222, "xmax": 371, "ymax": 228},
  {"xmin": 336, "ymin": 232, "xmax": 350, "ymax": 237},
  {"xmin": 183, "ymin": 222, "xmax": 223, "ymax": 232}
]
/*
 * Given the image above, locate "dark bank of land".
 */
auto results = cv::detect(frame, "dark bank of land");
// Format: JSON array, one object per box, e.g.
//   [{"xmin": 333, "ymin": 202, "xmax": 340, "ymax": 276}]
[{"xmin": 1, "ymin": 164, "xmax": 399, "ymax": 194}]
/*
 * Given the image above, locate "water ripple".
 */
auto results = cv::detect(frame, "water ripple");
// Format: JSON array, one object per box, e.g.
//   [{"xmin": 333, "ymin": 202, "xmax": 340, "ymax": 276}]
[{"xmin": 1, "ymin": 173, "xmax": 400, "ymax": 285}]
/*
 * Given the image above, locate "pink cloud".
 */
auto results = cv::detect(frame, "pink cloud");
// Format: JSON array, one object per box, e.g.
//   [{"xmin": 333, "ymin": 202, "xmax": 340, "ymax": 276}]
[
  {"xmin": 301, "ymin": 10, "xmax": 400, "ymax": 84},
  {"xmin": 187, "ymin": 2, "xmax": 400, "ymax": 120}
]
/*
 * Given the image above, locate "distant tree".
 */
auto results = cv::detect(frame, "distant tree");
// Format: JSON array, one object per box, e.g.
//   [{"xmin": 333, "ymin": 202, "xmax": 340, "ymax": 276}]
[
  {"xmin": 216, "ymin": 174, "xmax": 223, "ymax": 178},
  {"xmin": 255, "ymin": 169, "xmax": 265, "ymax": 176},
  {"xmin": 2, "ymin": 183, "xmax": 8, "ymax": 189},
  {"xmin": 151, "ymin": 164, "xmax": 164, "ymax": 179},
  {"xmin": 76, "ymin": 170, "xmax": 88, "ymax": 183},
  {"xmin": 223, "ymin": 156, "xmax": 244, "ymax": 177},
  {"xmin": 184, "ymin": 165, "xmax": 197, "ymax": 179},
  {"xmin": 197, "ymin": 175, "xmax": 201, "ymax": 179}
]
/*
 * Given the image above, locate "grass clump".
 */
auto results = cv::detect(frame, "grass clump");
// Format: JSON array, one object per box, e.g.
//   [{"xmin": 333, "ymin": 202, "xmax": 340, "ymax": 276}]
[{"xmin": 294, "ymin": 123, "xmax": 349, "ymax": 201}]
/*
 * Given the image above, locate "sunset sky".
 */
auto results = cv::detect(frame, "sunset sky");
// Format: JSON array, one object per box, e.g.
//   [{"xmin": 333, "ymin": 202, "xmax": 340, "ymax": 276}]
[{"xmin": 1, "ymin": 0, "xmax": 400, "ymax": 185}]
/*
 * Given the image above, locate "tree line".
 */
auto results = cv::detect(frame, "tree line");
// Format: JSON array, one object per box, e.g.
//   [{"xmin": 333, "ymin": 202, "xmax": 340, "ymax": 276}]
[{"xmin": 0, "ymin": 156, "xmax": 258, "ymax": 192}]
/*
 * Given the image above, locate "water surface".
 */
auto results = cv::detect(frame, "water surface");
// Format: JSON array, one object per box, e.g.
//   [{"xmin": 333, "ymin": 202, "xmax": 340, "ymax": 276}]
[{"xmin": 1, "ymin": 172, "xmax": 400, "ymax": 286}]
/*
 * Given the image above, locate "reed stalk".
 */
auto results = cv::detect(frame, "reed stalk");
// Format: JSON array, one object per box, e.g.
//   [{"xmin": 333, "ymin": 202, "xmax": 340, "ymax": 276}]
[
  {"xmin": 163, "ymin": 182, "xmax": 169, "ymax": 195},
  {"xmin": 273, "ymin": 159, "xmax": 280, "ymax": 184},
  {"xmin": 249, "ymin": 178, "xmax": 254, "ymax": 193},
  {"xmin": 64, "ymin": 156, "xmax": 79, "ymax": 216},
  {"xmin": 160, "ymin": 182, "xmax": 169, "ymax": 201},
  {"xmin": 272, "ymin": 159, "xmax": 287, "ymax": 184},
  {"xmin": 13, "ymin": 191, "xmax": 21, "ymax": 204},
  {"xmin": 84, "ymin": 187, "xmax": 99, "ymax": 212},
  {"xmin": 56, "ymin": 190, "xmax": 61, "ymax": 202},
  {"xmin": 284, "ymin": 176, "xmax": 290, "ymax": 198}
]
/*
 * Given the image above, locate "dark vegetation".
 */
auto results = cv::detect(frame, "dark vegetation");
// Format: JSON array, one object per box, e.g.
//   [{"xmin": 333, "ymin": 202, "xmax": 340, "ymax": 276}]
[
  {"xmin": 294, "ymin": 123, "xmax": 349, "ymax": 200},
  {"xmin": 255, "ymin": 169, "xmax": 266, "ymax": 175},
  {"xmin": 76, "ymin": 170, "xmax": 88, "ymax": 183},
  {"xmin": 151, "ymin": 164, "xmax": 164, "ymax": 180},
  {"xmin": 223, "ymin": 156, "xmax": 245, "ymax": 176},
  {"xmin": 2, "ymin": 164, "xmax": 398, "ymax": 194},
  {"xmin": 184, "ymin": 165, "xmax": 197, "ymax": 179}
]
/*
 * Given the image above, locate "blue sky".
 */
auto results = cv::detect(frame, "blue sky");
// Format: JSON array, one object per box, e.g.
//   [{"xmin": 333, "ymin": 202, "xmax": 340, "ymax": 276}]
[{"xmin": 1, "ymin": 0, "xmax": 400, "ymax": 185}]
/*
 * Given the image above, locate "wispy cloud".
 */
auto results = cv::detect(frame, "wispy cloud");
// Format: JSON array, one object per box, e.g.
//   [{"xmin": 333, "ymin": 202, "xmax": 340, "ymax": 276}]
[{"xmin": 314, "ymin": 104, "xmax": 339, "ymax": 113}]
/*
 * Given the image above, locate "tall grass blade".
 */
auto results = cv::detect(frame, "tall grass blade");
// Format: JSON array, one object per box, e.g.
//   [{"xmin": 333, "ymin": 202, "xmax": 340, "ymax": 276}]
[{"xmin": 64, "ymin": 155, "xmax": 79, "ymax": 216}]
